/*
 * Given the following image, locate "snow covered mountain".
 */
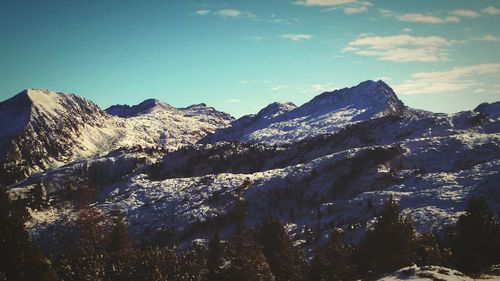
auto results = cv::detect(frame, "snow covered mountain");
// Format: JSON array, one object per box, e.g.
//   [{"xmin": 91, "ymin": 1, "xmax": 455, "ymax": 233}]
[
  {"xmin": 0, "ymin": 89, "xmax": 233, "ymax": 185},
  {"xmin": 204, "ymin": 80, "xmax": 406, "ymax": 145},
  {"xmin": 0, "ymin": 89, "xmax": 114, "ymax": 185},
  {"xmin": 2, "ymin": 81, "xmax": 500, "ymax": 257}
]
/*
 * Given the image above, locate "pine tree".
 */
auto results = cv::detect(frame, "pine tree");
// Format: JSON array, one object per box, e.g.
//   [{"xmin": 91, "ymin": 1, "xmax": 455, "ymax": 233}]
[
  {"xmin": 175, "ymin": 246, "xmax": 208, "ymax": 281},
  {"xmin": 57, "ymin": 206, "xmax": 109, "ymax": 281},
  {"xmin": 133, "ymin": 246, "xmax": 176, "ymax": 281},
  {"xmin": 105, "ymin": 211, "xmax": 135, "ymax": 281},
  {"xmin": 257, "ymin": 218, "xmax": 307, "ymax": 281},
  {"xmin": 451, "ymin": 196, "xmax": 500, "ymax": 273},
  {"xmin": 309, "ymin": 229, "xmax": 354, "ymax": 281},
  {"xmin": 353, "ymin": 196, "xmax": 416, "ymax": 278},
  {"xmin": 414, "ymin": 232, "xmax": 442, "ymax": 266},
  {"xmin": 0, "ymin": 188, "xmax": 58, "ymax": 281},
  {"xmin": 219, "ymin": 199, "xmax": 276, "ymax": 281},
  {"xmin": 207, "ymin": 229, "xmax": 223, "ymax": 281},
  {"xmin": 220, "ymin": 234, "xmax": 276, "ymax": 281}
]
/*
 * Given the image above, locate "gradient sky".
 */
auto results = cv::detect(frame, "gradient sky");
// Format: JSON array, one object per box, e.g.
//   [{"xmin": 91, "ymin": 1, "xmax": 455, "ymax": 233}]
[{"xmin": 1, "ymin": 0, "xmax": 500, "ymax": 117}]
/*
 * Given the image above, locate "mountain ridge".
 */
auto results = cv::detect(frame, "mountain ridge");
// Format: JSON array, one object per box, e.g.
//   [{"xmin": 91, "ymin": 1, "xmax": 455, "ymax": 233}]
[
  {"xmin": 204, "ymin": 80, "xmax": 408, "ymax": 145},
  {"xmin": 0, "ymin": 89, "xmax": 234, "ymax": 185},
  {"xmin": 1, "ymin": 81, "xmax": 499, "ymax": 258}
]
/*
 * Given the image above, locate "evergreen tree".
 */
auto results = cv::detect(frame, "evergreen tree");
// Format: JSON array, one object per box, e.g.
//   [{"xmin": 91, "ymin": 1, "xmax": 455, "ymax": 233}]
[
  {"xmin": 257, "ymin": 218, "xmax": 307, "ymax": 281},
  {"xmin": 0, "ymin": 188, "xmax": 58, "ymax": 281},
  {"xmin": 353, "ymin": 196, "xmax": 416, "ymax": 278},
  {"xmin": 220, "ymin": 199, "xmax": 275, "ymax": 281},
  {"xmin": 220, "ymin": 234, "xmax": 276, "ymax": 281},
  {"xmin": 57, "ymin": 206, "xmax": 109, "ymax": 281},
  {"xmin": 175, "ymin": 246, "xmax": 207, "ymax": 281},
  {"xmin": 451, "ymin": 196, "xmax": 500, "ymax": 273},
  {"xmin": 207, "ymin": 229, "xmax": 223, "ymax": 281},
  {"xmin": 309, "ymin": 229, "xmax": 354, "ymax": 281},
  {"xmin": 105, "ymin": 211, "xmax": 135, "ymax": 281},
  {"xmin": 133, "ymin": 246, "xmax": 176, "ymax": 281},
  {"xmin": 414, "ymin": 232, "xmax": 442, "ymax": 266}
]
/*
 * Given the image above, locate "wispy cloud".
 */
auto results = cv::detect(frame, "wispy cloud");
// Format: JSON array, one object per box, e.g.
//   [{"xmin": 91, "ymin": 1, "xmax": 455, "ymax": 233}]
[
  {"xmin": 270, "ymin": 85, "xmax": 291, "ymax": 91},
  {"xmin": 398, "ymin": 13, "xmax": 459, "ymax": 24},
  {"xmin": 195, "ymin": 9, "xmax": 211, "ymax": 16},
  {"xmin": 225, "ymin": 99, "xmax": 242, "ymax": 103},
  {"xmin": 296, "ymin": 82, "xmax": 335, "ymax": 94},
  {"xmin": 473, "ymin": 34, "xmax": 500, "ymax": 42},
  {"xmin": 248, "ymin": 36, "xmax": 265, "ymax": 42},
  {"xmin": 482, "ymin": 6, "xmax": 500, "ymax": 15},
  {"xmin": 280, "ymin": 33, "xmax": 314, "ymax": 41},
  {"xmin": 395, "ymin": 64, "xmax": 500, "ymax": 95},
  {"xmin": 379, "ymin": 9, "xmax": 460, "ymax": 24},
  {"xmin": 240, "ymin": 80, "xmax": 270, "ymax": 84},
  {"xmin": 194, "ymin": 9, "xmax": 255, "ymax": 19},
  {"xmin": 294, "ymin": 0, "xmax": 357, "ymax": 7},
  {"xmin": 295, "ymin": 0, "xmax": 373, "ymax": 14},
  {"xmin": 343, "ymin": 34, "xmax": 454, "ymax": 62},
  {"xmin": 449, "ymin": 9, "xmax": 479, "ymax": 18},
  {"xmin": 269, "ymin": 14, "xmax": 295, "ymax": 25},
  {"xmin": 343, "ymin": 5, "xmax": 367, "ymax": 14}
]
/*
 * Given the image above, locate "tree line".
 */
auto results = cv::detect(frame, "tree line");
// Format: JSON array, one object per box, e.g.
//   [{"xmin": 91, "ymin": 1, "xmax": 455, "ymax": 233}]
[{"xmin": 1, "ymin": 187, "xmax": 500, "ymax": 281}]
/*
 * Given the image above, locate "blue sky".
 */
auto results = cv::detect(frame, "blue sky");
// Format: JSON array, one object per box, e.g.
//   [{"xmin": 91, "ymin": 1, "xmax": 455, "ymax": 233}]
[{"xmin": 1, "ymin": 0, "xmax": 499, "ymax": 117}]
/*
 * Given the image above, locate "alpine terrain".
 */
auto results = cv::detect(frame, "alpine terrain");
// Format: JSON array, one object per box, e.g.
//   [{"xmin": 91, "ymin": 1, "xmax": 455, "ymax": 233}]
[{"xmin": 1, "ymin": 80, "xmax": 499, "ymax": 280}]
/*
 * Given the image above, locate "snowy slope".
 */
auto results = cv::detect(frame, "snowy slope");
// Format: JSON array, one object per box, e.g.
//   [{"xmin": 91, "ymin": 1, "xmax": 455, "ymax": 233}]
[
  {"xmin": 205, "ymin": 80, "xmax": 406, "ymax": 145},
  {"xmin": 0, "ymin": 89, "xmax": 233, "ymax": 185},
  {"xmin": 2, "ymin": 81, "xmax": 499, "ymax": 259},
  {"xmin": 0, "ymin": 89, "xmax": 115, "ymax": 185},
  {"xmin": 377, "ymin": 265, "xmax": 474, "ymax": 281}
]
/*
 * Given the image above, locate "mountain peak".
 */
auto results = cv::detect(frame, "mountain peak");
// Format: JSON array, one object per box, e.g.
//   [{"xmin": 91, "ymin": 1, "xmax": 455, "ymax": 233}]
[
  {"xmin": 303, "ymin": 79, "xmax": 405, "ymax": 117},
  {"xmin": 208, "ymin": 80, "xmax": 407, "ymax": 145},
  {"xmin": 106, "ymin": 98, "xmax": 174, "ymax": 117},
  {"xmin": 256, "ymin": 101, "xmax": 297, "ymax": 119}
]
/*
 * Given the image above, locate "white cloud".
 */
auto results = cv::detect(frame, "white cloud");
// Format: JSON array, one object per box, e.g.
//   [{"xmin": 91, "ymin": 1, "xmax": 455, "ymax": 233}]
[
  {"xmin": 473, "ymin": 34, "xmax": 500, "ymax": 42},
  {"xmin": 310, "ymin": 83, "xmax": 335, "ymax": 92},
  {"xmin": 482, "ymin": 6, "xmax": 500, "ymax": 15},
  {"xmin": 280, "ymin": 33, "xmax": 314, "ymax": 41},
  {"xmin": 270, "ymin": 85, "xmax": 291, "ymax": 91},
  {"xmin": 449, "ymin": 10, "xmax": 479, "ymax": 18},
  {"xmin": 296, "ymin": 83, "xmax": 335, "ymax": 94},
  {"xmin": 225, "ymin": 99, "xmax": 242, "ymax": 103},
  {"xmin": 244, "ymin": 35, "xmax": 265, "ymax": 42},
  {"xmin": 195, "ymin": 9, "xmax": 211, "ymax": 16},
  {"xmin": 344, "ymin": 6, "xmax": 367, "ymax": 14},
  {"xmin": 398, "ymin": 13, "xmax": 460, "ymax": 24},
  {"xmin": 395, "ymin": 64, "xmax": 500, "ymax": 95},
  {"xmin": 380, "ymin": 9, "xmax": 460, "ymax": 24},
  {"xmin": 294, "ymin": 0, "xmax": 357, "ymax": 7},
  {"xmin": 343, "ymin": 34, "xmax": 453, "ymax": 62},
  {"xmin": 342, "ymin": 1, "xmax": 372, "ymax": 14},
  {"xmin": 217, "ymin": 9, "xmax": 242, "ymax": 17},
  {"xmin": 240, "ymin": 80, "xmax": 270, "ymax": 84},
  {"xmin": 295, "ymin": 0, "xmax": 372, "ymax": 14},
  {"xmin": 194, "ymin": 9, "xmax": 255, "ymax": 19}
]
